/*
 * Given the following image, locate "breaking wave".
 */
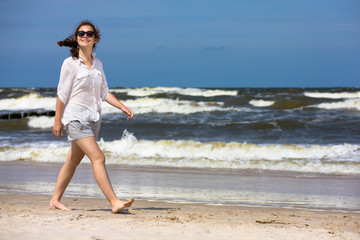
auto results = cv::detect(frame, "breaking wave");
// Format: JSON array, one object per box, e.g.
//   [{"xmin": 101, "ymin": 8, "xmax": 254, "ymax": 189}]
[
  {"xmin": 112, "ymin": 87, "xmax": 238, "ymax": 97},
  {"xmin": 0, "ymin": 93, "xmax": 246, "ymax": 116},
  {"xmin": 1, "ymin": 130, "xmax": 359, "ymax": 174},
  {"xmin": 249, "ymin": 99, "xmax": 275, "ymax": 107},
  {"xmin": 312, "ymin": 98, "xmax": 360, "ymax": 111},
  {"xmin": 0, "ymin": 93, "xmax": 55, "ymax": 111},
  {"xmin": 305, "ymin": 91, "xmax": 360, "ymax": 99}
]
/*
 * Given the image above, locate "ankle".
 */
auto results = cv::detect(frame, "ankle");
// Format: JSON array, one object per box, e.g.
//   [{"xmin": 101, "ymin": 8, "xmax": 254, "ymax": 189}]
[
  {"xmin": 50, "ymin": 197, "xmax": 61, "ymax": 203},
  {"xmin": 110, "ymin": 198, "xmax": 120, "ymax": 206}
]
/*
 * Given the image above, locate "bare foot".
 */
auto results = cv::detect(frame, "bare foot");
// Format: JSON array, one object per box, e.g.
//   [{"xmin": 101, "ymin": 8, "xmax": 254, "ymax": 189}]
[
  {"xmin": 49, "ymin": 199, "xmax": 71, "ymax": 211},
  {"xmin": 111, "ymin": 198, "xmax": 134, "ymax": 214}
]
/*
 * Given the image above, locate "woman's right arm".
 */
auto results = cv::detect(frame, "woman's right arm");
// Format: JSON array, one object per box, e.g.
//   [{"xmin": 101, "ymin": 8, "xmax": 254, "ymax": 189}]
[
  {"xmin": 53, "ymin": 60, "xmax": 73, "ymax": 138},
  {"xmin": 53, "ymin": 97, "xmax": 65, "ymax": 138}
]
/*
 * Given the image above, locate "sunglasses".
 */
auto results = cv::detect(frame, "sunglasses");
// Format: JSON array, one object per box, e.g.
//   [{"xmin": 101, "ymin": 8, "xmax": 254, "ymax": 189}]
[{"xmin": 77, "ymin": 31, "xmax": 95, "ymax": 38}]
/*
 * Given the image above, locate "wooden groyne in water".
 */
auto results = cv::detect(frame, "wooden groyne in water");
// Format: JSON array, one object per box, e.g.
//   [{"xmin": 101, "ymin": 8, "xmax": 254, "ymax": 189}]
[{"xmin": 0, "ymin": 110, "xmax": 55, "ymax": 120}]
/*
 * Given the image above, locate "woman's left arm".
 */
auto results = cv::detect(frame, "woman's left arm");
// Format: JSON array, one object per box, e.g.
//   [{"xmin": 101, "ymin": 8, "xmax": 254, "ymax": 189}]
[{"xmin": 105, "ymin": 92, "xmax": 134, "ymax": 120}]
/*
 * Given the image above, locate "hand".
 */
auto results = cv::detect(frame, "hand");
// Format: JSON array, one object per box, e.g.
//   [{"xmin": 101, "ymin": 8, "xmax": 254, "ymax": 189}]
[
  {"xmin": 105, "ymin": 93, "xmax": 134, "ymax": 120},
  {"xmin": 123, "ymin": 107, "xmax": 134, "ymax": 120},
  {"xmin": 52, "ymin": 121, "xmax": 63, "ymax": 138}
]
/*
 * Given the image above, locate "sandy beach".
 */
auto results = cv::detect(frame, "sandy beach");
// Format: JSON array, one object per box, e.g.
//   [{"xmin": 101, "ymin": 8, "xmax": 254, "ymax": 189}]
[
  {"xmin": 1, "ymin": 87, "xmax": 360, "ymax": 239},
  {"xmin": 0, "ymin": 193, "xmax": 359, "ymax": 240}
]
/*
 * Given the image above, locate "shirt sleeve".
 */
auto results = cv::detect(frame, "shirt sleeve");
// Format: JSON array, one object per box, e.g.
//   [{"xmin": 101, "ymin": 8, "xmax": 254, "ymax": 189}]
[
  {"xmin": 57, "ymin": 60, "xmax": 73, "ymax": 105},
  {"xmin": 100, "ymin": 68, "xmax": 110, "ymax": 101}
]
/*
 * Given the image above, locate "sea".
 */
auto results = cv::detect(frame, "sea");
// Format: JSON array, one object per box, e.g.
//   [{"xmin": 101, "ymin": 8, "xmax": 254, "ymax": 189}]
[{"xmin": 0, "ymin": 87, "xmax": 359, "ymax": 211}]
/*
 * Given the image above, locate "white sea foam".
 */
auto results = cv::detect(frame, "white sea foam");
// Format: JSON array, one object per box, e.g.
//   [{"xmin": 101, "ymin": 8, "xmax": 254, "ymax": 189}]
[
  {"xmin": 1, "ymin": 130, "xmax": 359, "ymax": 174},
  {"xmin": 0, "ymin": 143, "xmax": 69, "ymax": 163},
  {"xmin": 249, "ymin": 99, "xmax": 275, "ymax": 107},
  {"xmin": 312, "ymin": 99, "xmax": 360, "ymax": 111},
  {"xmin": 120, "ymin": 87, "xmax": 238, "ymax": 97},
  {"xmin": 1, "ymin": 93, "xmax": 241, "ymax": 115},
  {"xmin": 27, "ymin": 116, "xmax": 54, "ymax": 129},
  {"xmin": 109, "ymin": 89, "xmax": 129, "ymax": 94},
  {"xmin": 102, "ymin": 97, "xmax": 241, "ymax": 114},
  {"xmin": 4, "ymin": 91, "xmax": 359, "ymax": 118},
  {"xmin": 178, "ymin": 88, "xmax": 238, "ymax": 97},
  {"xmin": 125, "ymin": 87, "xmax": 180, "ymax": 97},
  {"xmin": 305, "ymin": 92, "xmax": 360, "ymax": 99},
  {"xmin": 0, "ymin": 93, "xmax": 55, "ymax": 111}
]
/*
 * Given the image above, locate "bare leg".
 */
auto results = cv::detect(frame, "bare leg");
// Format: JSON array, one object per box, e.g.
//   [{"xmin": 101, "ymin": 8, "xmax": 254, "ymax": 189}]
[
  {"xmin": 49, "ymin": 142, "xmax": 85, "ymax": 211},
  {"xmin": 73, "ymin": 136, "xmax": 134, "ymax": 213}
]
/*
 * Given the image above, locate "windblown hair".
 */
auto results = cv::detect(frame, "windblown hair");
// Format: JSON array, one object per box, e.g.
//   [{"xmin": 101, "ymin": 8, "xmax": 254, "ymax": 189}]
[{"xmin": 57, "ymin": 20, "xmax": 101, "ymax": 59}]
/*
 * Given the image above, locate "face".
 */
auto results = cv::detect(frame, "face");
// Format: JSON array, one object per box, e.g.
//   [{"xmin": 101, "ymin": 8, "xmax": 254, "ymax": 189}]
[{"xmin": 76, "ymin": 25, "xmax": 97, "ymax": 49}]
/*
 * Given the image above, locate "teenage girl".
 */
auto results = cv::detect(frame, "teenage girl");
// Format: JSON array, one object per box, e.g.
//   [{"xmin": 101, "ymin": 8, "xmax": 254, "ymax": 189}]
[{"xmin": 50, "ymin": 20, "xmax": 134, "ymax": 213}]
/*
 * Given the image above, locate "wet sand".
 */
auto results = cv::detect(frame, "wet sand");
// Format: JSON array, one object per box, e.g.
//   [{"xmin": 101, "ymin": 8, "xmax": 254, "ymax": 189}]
[
  {"xmin": 1, "ymin": 161, "xmax": 360, "ymax": 210},
  {"xmin": 0, "ymin": 193, "xmax": 359, "ymax": 240}
]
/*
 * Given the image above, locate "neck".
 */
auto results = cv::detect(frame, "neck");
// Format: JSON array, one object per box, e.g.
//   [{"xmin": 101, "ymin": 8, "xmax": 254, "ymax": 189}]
[{"xmin": 79, "ymin": 47, "xmax": 93, "ymax": 60}]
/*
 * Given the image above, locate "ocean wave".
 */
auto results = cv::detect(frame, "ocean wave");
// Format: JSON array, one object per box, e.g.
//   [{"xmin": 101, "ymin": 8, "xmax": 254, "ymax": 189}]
[
  {"xmin": 249, "ymin": 99, "xmax": 275, "ymax": 107},
  {"xmin": 305, "ymin": 91, "xmax": 360, "ymax": 99},
  {"xmin": 0, "ymin": 93, "xmax": 55, "ymax": 111},
  {"xmin": 102, "ymin": 97, "xmax": 242, "ymax": 114},
  {"xmin": 27, "ymin": 116, "xmax": 53, "ymax": 129},
  {"xmin": 24, "ymin": 96, "xmax": 243, "ymax": 127},
  {"xmin": 0, "ymin": 143, "xmax": 69, "ymax": 162},
  {"xmin": 1, "ymin": 93, "xmax": 242, "ymax": 115},
  {"xmin": 1, "ymin": 130, "xmax": 359, "ymax": 174},
  {"xmin": 113, "ymin": 87, "xmax": 238, "ymax": 97},
  {"xmin": 109, "ymin": 89, "xmax": 129, "ymax": 94},
  {"xmin": 312, "ymin": 99, "xmax": 360, "ymax": 111},
  {"xmin": 4, "ymin": 91, "xmax": 360, "ymax": 117}
]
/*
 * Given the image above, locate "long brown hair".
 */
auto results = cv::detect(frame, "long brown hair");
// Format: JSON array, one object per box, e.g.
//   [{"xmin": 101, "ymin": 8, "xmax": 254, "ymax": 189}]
[{"xmin": 57, "ymin": 20, "xmax": 101, "ymax": 59}]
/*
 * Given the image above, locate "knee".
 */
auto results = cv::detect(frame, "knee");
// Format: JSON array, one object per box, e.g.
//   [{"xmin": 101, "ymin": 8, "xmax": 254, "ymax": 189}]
[{"xmin": 91, "ymin": 152, "xmax": 106, "ymax": 165}]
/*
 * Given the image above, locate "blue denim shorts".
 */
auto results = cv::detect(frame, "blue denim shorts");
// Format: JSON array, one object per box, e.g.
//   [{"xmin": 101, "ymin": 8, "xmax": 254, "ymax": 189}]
[{"xmin": 65, "ymin": 120, "xmax": 101, "ymax": 141}]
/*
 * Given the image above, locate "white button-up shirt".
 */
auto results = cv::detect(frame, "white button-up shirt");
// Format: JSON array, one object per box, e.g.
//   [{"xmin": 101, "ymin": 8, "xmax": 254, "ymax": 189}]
[{"xmin": 57, "ymin": 53, "xmax": 109, "ymax": 125}]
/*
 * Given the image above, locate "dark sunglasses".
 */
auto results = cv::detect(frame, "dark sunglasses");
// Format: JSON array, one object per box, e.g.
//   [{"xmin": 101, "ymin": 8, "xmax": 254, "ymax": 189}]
[{"xmin": 77, "ymin": 31, "xmax": 95, "ymax": 38}]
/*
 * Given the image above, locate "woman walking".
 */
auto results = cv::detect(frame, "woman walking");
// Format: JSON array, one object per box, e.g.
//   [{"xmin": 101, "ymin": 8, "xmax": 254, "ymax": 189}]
[{"xmin": 50, "ymin": 20, "xmax": 134, "ymax": 213}]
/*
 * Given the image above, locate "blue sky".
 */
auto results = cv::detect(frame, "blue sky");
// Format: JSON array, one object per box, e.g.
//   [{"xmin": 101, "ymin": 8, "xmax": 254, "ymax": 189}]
[{"xmin": 0, "ymin": 0, "xmax": 359, "ymax": 88}]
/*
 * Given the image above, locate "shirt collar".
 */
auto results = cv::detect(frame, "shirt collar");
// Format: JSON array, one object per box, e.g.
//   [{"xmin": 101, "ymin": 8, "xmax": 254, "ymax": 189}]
[{"xmin": 77, "ymin": 52, "xmax": 96, "ymax": 66}]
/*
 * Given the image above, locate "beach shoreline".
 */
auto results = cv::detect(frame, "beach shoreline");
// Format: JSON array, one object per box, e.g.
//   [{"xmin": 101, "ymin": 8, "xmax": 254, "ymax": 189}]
[
  {"xmin": 1, "ymin": 161, "xmax": 360, "ymax": 211},
  {"xmin": 1, "ymin": 193, "xmax": 359, "ymax": 240}
]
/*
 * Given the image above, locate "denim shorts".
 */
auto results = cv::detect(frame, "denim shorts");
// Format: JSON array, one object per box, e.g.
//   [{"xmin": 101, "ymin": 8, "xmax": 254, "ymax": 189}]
[{"xmin": 65, "ymin": 120, "xmax": 101, "ymax": 141}]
